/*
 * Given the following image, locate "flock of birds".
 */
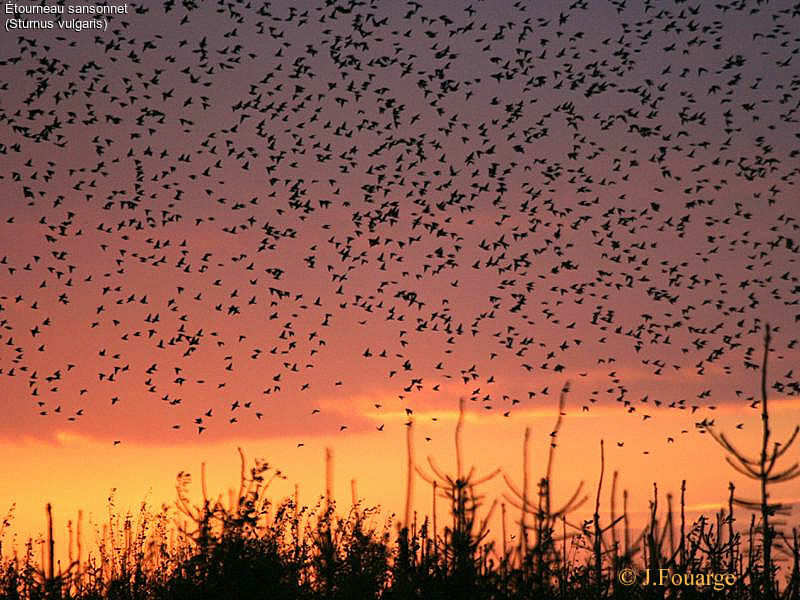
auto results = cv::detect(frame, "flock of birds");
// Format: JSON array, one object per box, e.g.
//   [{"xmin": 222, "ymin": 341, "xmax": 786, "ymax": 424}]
[{"xmin": 0, "ymin": 0, "xmax": 798, "ymax": 453}]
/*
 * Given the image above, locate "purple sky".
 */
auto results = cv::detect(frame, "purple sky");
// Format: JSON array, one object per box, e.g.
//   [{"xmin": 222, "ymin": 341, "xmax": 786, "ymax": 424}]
[{"xmin": 0, "ymin": 0, "xmax": 797, "ymax": 458}]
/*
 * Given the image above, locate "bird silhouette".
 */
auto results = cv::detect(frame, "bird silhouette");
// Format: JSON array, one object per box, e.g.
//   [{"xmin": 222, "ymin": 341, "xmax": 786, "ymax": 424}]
[{"xmin": 0, "ymin": 0, "xmax": 794, "ymax": 453}]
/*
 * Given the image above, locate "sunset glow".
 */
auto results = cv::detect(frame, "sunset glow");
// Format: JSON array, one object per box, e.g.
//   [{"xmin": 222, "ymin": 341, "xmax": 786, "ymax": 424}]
[{"xmin": 1, "ymin": 0, "xmax": 798, "ymax": 597}]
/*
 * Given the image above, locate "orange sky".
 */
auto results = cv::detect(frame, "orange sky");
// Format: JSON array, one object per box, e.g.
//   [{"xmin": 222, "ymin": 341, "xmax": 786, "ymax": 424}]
[
  {"xmin": 1, "ymin": 0, "xmax": 799, "ymax": 575},
  {"xmin": 2, "ymin": 393, "xmax": 797, "ymax": 566}
]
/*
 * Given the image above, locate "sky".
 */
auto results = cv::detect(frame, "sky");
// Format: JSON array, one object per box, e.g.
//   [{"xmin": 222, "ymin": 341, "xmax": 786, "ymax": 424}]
[{"xmin": 0, "ymin": 0, "xmax": 798, "ymax": 559}]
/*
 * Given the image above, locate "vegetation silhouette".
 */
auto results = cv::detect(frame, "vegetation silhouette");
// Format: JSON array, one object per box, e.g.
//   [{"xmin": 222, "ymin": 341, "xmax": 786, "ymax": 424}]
[{"xmin": 1, "ymin": 326, "xmax": 798, "ymax": 599}]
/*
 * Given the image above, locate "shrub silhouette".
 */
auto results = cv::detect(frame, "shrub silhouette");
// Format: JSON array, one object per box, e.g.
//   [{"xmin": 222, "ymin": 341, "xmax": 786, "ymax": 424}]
[
  {"xmin": 1, "ymin": 333, "xmax": 799, "ymax": 599},
  {"xmin": 708, "ymin": 323, "xmax": 799, "ymax": 598}
]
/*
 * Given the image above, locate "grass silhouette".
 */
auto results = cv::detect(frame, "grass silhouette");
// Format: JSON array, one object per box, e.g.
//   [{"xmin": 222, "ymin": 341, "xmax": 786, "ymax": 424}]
[{"xmin": 1, "ymin": 327, "xmax": 798, "ymax": 599}]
